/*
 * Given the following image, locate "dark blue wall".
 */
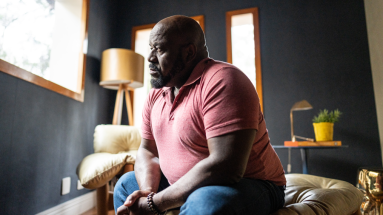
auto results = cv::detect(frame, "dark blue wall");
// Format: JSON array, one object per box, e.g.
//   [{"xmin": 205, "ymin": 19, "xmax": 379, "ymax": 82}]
[
  {"xmin": 0, "ymin": 0, "xmax": 116, "ymax": 214},
  {"xmin": 0, "ymin": 0, "xmax": 380, "ymax": 213},
  {"xmin": 110, "ymin": 0, "xmax": 381, "ymax": 183}
]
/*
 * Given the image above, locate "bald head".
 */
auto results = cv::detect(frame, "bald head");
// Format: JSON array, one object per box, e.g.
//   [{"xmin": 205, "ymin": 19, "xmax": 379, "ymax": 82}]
[
  {"xmin": 152, "ymin": 15, "xmax": 208, "ymax": 58},
  {"xmin": 147, "ymin": 15, "xmax": 209, "ymax": 89}
]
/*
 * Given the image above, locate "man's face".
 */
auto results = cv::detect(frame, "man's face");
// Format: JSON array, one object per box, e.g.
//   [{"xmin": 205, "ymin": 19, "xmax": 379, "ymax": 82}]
[{"xmin": 147, "ymin": 25, "xmax": 185, "ymax": 89}]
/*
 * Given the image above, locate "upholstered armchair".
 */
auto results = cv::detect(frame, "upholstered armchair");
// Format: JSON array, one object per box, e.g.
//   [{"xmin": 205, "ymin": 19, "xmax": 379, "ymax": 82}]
[{"xmin": 77, "ymin": 125, "xmax": 141, "ymax": 215}]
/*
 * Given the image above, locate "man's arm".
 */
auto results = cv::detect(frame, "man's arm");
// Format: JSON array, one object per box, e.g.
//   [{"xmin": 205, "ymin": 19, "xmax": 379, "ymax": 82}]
[
  {"xmin": 123, "ymin": 138, "xmax": 161, "ymax": 205},
  {"xmin": 153, "ymin": 129, "xmax": 256, "ymax": 211}
]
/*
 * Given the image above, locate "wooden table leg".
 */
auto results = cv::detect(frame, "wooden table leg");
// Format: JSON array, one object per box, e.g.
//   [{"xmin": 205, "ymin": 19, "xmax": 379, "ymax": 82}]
[
  {"xmin": 300, "ymin": 148, "xmax": 308, "ymax": 174},
  {"xmin": 96, "ymin": 184, "xmax": 109, "ymax": 215}
]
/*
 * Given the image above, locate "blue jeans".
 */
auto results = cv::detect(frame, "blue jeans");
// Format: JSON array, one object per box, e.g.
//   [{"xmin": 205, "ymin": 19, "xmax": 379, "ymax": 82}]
[{"xmin": 114, "ymin": 171, "xmax": 285, "ymax": 215}]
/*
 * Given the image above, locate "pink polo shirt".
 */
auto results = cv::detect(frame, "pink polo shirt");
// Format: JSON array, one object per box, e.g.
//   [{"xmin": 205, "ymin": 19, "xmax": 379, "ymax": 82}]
[{"xmin": 141, "ymin": 58, "xmax": 286, "ymax": 186}]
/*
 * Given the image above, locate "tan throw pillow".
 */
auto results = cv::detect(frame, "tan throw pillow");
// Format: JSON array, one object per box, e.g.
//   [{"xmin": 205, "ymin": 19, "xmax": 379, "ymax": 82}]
[
  {"xmin": 77, "ymin": 150, "xmax": 137, "ymax": 189},
  {"xmin": 94, "ymin": 125, "xmax": 141, "ymax": 154}
]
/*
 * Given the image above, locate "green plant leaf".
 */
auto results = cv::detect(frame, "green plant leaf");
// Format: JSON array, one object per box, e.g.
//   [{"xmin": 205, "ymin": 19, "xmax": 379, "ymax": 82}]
[{"xmin": 313, "ymin": 109, "xmax": 342, "ymax": 123}]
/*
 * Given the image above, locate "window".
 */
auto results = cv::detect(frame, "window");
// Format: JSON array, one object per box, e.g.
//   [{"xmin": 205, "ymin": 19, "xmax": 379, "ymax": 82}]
[
  {"xmin": 0, "ymin": 0, "xmax": 89, "ymax": 102},
  {"xmin": 131, "ymin": 15, "xmax": 204, "ymax": 129},
  {"xmin": 226, "ymin": 8, "xmax": 263, "ymax": 112}
]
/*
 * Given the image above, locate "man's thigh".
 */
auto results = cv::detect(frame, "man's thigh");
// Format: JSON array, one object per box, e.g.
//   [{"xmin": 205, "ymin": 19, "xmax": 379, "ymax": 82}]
[{"xmin": 179, "ymin": 179, "xmax": 284, "ymax": 215}]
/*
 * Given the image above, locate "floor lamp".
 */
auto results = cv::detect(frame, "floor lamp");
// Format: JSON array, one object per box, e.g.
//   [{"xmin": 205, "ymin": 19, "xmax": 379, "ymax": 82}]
[{"xmin": 100, "ymin": 48, "xmax": 144, "ymax": 126}]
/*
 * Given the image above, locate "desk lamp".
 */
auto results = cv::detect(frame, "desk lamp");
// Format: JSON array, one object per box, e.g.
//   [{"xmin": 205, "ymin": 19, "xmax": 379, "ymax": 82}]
[
  {"xmin": 100, "ymin": 48, "xmax": 144, "ymax": 125},
  {"xmin": 287, "ymin": 100, "xmax": 314, "ymax": 173},
  {"xmin": 290, "ymin": 100, "xmax": 314, "ymax": 142}
]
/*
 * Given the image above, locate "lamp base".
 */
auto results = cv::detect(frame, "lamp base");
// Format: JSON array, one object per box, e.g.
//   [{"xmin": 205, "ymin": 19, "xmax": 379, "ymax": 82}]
[{"xmin": 112, "ymin": 83, "xmax": 134, "ymax": 125}]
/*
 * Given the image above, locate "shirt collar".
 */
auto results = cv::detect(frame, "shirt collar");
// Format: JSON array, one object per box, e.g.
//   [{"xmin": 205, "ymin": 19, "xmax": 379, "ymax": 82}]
[
  {"xmin": 183, "ymin": 58, "xmax": 211, "ymax": 87},
  {"xmin": 161, "ymin": 58, "xmax": 211, "ymax": 95}
]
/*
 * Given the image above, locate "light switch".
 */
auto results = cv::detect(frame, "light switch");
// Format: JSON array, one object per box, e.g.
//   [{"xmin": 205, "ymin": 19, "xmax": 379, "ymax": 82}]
[
  {"xmin": 61, "ymin": 177, "xmax": 71, "ymax": 195},
  {"xmin": 77, "ymin": 180, "xmax": 84, "ymax": 190}
]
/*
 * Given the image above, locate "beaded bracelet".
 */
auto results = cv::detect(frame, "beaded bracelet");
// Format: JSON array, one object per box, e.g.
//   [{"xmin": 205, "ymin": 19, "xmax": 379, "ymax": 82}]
[{"xmin": 147, "ymin": 192, "xmax": 165, "ymax": 215}]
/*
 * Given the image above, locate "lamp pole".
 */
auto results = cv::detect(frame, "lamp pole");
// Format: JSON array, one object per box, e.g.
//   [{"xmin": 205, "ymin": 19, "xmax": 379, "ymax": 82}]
[{"xmin": 290, "ymin": 110, "xmax": 295, "ymax": 142}]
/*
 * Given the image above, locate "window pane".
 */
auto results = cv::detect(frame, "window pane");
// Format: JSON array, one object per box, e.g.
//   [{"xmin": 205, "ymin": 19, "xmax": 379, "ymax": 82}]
[
  {"xmin": 134, "ymin": 28, "xmax": 152, "ymax": 131},
  {"xmin": 231, "ymin": 13, "xmax": 256, "ymax": 87},
  {"xmin": 0, "ymin": 0, "xmax": 84, "ymax": 93},
  {"xmin": 0, "ymin": 0, "xmax": 55, "ymax": 79}
]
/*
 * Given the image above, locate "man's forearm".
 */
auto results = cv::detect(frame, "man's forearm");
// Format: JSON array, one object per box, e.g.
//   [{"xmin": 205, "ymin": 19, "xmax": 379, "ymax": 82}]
[
  {"xmin": 153, "ymin": 155, "xmax": 242, "ymax": 211},
  {"xmin": 135, "ymin": 146, "xmax": 162, "ymax": 192}
]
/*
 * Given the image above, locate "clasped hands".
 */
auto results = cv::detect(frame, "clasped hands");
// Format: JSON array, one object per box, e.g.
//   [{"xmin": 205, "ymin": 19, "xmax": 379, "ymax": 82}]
[{"xmin": 116, "ymin": 190, "xmax": 153, "ymax": 215}]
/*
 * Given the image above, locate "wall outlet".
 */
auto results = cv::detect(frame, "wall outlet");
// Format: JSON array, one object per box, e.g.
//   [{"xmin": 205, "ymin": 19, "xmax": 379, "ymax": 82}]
[
  {"xmin": 61, "ymin": 177, "xmax": 71, "ymax": 195},
  {"xmin": 77, "ymin": 180, "xmax": 84, "ymax": 190}
]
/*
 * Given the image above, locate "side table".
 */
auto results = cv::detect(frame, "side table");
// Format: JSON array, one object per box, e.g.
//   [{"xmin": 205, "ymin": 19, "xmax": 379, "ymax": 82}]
[{"xmin": 273, "ymin": 145, "xmax": 349, "ymax": 174}]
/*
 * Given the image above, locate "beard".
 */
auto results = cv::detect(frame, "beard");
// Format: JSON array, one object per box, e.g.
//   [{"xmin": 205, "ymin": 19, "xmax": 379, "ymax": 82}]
[{"xmin": 150, "ymin": 52, "xmax": 185, "ymax": 89}]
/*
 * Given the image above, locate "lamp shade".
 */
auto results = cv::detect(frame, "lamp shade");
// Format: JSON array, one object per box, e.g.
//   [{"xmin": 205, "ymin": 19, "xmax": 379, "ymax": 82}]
[
  {"xmin": 291, "ymin": 100, "xmax": 313, "ymax": 112},
  {"xmin": 100, "ymin": 48, "xmax": 144, "ymax": 90}
]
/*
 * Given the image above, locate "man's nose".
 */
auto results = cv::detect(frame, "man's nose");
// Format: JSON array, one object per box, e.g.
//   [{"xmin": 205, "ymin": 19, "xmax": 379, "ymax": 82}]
[{"xmin": 147, "ymin": 51, "xmax": 157, "ymax": 63}]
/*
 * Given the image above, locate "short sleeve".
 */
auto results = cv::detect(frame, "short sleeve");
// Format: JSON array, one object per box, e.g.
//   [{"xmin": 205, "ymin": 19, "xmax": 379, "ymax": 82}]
[
  {"xmin": 202, "ymin": 67, "xmax": 260, "ymax": 139},
  {"xmin": 141, "ymin": 89, "xmax": 156, "ymax": 140}
]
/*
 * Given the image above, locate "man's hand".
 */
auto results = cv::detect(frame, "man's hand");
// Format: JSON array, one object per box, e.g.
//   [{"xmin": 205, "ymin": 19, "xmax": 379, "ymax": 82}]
[
  {"xmin": 116, "ymin": 205, "xmax": 130, "ymax": 215},
  {"xmin": 117, "ymin": 197, "xmax": 152, "ymax": 215},
  {"xmin": 124, "ymin": 190, "xmax": 151, "ymax": 207}
]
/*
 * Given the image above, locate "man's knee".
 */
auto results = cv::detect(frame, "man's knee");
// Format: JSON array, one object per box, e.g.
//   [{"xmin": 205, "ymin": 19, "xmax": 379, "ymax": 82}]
[
  {"xmin": 114, "ymin": 171, "xmax": 138, "ymax": 211},
  {"xmin": 115, "ymin": 171, "xmax": 136, "ymax": 191},
  {"xmin": 180, "ymin": 181, "xmax": 273, "ymax": 215},
  {"xmin": 181, "ymin": 186, "xmax": 235, "ymax": 215}
]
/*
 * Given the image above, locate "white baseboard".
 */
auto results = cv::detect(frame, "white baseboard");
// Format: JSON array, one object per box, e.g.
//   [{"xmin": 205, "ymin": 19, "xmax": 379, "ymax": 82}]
[{"xmin": 36, "ymin": 191, "xmax": 96, "ymax": 215}]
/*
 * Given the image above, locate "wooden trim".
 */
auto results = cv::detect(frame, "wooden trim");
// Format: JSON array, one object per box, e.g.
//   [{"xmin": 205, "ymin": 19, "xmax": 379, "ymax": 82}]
[
  {"xmin": 192, "ymin": 15, "xmax": 205, "ymax": 32},
  {"xmin": 131, "ymin": 15, "xmax": 205, "ymax": 51},
  {"xmin": 131, "ymin": 23, "xmax": 156, "ymax": 51},
  {"xmin": 0, "ymin": 59, "xmax": 84, "ymax": 101},
  {"xmin": 226, "ymin": 7, "xmax": 264, "ymax": 112},
  {"xmin": 226, "ymin": 12, "xmax": 233, "ymax": 64},
  {"xmin": 0, "ymin": 0, "xmax": 89, "ymax": 102},
  {"xmin": 76, "ymin": 0, "xmax": 89, "ymax": 96}
]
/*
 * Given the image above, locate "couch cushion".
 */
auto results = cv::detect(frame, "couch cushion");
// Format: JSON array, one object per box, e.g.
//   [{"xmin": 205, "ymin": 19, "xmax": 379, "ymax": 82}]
[
  {"xmin": 271, "ymin": 174, "xmax": 363, "ymax": 215},
  {"xmin": 94, "ymin": 125, "xmax": 141, "ymax": 154},
  {"xmin": 77, "ymin": 151, "xmax": 137, "ymax": 189}
]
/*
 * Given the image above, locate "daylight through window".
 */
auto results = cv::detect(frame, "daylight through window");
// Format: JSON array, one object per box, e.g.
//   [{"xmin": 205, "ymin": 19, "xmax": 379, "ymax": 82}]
[
  {"xmin": 0, "ymin": 0, "xmax": 88, "ymax": 98},
  {"xmin": 226, "ymin": 8, "xmax": 263, "ymax": 112}
]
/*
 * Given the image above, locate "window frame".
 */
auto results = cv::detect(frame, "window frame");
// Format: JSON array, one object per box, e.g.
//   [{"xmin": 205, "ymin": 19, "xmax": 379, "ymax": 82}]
[
  {"xmin": 0, "ymin": 0, "xmax": 89, "ymax": 102},
  {"xmin": 226, "ymin": 7, "xmax": 263, "ymax": 112}
]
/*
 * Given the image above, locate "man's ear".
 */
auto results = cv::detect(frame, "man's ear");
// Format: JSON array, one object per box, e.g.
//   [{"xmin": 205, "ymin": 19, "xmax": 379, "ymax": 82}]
[{"xmin": 183, "ymin": 44, "xmax": 197, "ymax": 62}]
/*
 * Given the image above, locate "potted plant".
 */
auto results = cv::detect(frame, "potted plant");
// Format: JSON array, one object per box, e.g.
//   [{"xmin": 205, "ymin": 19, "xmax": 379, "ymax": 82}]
[{"xmin": 312, "ymin": 109, "xmax": 342, "ymax": 141}]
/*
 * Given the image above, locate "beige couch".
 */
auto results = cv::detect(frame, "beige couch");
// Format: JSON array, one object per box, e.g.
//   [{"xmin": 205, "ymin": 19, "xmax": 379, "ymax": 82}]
[
  {"xmin": 166, "ymin": 174, "xmax": 363, "ymax": 215},
  {"xmin": 271, "ymin": 174, "xmax": 363, "ymax": 215}
]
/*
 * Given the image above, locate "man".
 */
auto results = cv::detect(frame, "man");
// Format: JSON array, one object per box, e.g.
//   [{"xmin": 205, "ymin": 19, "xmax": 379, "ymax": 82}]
[{"xmin": 114, "ymin": 15, "xmax": 286, "ymax": 215}]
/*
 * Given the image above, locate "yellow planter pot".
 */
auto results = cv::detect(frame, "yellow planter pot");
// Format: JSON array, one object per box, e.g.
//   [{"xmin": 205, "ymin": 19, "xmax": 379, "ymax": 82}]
[{"xmin": 313, "ymin": 122, "xmax": 334, "ymax": 141}]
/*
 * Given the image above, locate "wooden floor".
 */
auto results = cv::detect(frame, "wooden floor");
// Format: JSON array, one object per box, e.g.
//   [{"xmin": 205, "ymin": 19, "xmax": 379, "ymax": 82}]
[{"xmin": 81, "ymin": 207, "xmax": 115, "ymax": 215}]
